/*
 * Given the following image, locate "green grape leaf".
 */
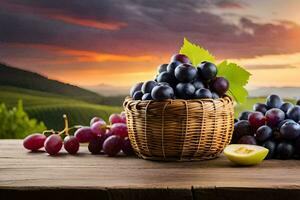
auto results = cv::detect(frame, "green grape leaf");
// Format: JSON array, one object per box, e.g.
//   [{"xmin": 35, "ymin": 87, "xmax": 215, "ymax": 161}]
[
  {"xmin": 179, "ymin": 38, "xmax": 215, "ymax": 66},
  {"xmin": 178, "ymin": 37, "xmax": 251, "ymax": 103},
  {"xmin": 217, "ymin": 60, "xmax": 251, "ymax": 103}
]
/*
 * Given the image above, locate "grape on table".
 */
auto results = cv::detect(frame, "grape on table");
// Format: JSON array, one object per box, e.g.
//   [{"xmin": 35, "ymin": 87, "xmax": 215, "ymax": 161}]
[
  {"xmin": 23, "ymin": 111, "xmax": 134, "ymax": 158},
  {"xmin": 233, "ymin": 94, "xmax": 300, "ymax": 160}
]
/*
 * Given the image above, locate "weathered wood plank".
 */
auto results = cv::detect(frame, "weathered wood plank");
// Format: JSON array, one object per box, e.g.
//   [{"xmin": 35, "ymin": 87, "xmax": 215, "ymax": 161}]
[
  {"xmin": 193, "ymin": 187, "xmax": 300, "ymax": 200},
  {"xmin": 0, "ymin": 188, "xmax": 193, "ymax": 200},
  {"xmin": 107, "ymin": 188, "xmax": 193, "ymax": 200},
  {"xmin": 0, "ymin": 188, "xmax": 109, "ymax": 200},
  {"xmin": 1, "ymin": 140, "xmax": 300, "ymax": 200}
]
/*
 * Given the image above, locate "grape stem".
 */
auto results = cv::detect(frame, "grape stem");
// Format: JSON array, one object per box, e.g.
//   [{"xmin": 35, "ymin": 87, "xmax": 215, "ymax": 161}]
[
  {"xmin": 58, "ymin": 115, "xmax": 84, "ymax": 135},
  {"xmin": 68, "ymin": 125, "xmax": 83, "ymax": 131},
  {"xmin": 42, "ymin": 115, "xmax": 83, "ymax": 136},
  {"xmin": 42, "ymin": 129, "xmax": 55, "ymax": 135},
  {"xmin": 59, "ymin": 114, "xmax": 69, "ymax": 136}
]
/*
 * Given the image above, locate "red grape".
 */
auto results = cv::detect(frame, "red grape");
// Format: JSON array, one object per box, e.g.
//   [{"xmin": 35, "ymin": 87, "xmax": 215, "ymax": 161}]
[
  {"xmin": 90, "ymin": 117, "xmax": 105, "ymax": 126},
  {"xmin": 122, "ymin": 138, "xmax": 135, "ymax": 156},
  {"xmin": 23, "ymin": 133, "xmax": 46, "ymax": 151},
  {"xmin": 141, "ymin": 81, "xmax": 158, "ymax": 94},
  {"xmin": 280, "ymin": 102, "xmax": 293, "ymax": 114},
  {"xmin": 111, "ymin": 123, "xmax": 128, "ymax": 138},
  {"xmin": 192, "ymin": 79, "xmax": 205, "ymax": 90},
  {"xmin": 176, "ymin": 83, "xmax": 195, "ymax": 99},
  {"xmin": 265, "ymin": 108, "xmax": 285, "ymax": 128},
  {"xmin": 170, "ymin": 54, "xmax": 190, "ymax": 64},
  {"xmin": 233, "ymin": 120, "xmax": 252, "ymax": 138},
  {"xmin": 133, "ymin": 91, "xmax": 143, "ymax": 100},
  {"xmin": 90, "ymin": 121, "xmax": 107, "ymax": 136},
  {"xmin": 238, "ymin": 111, "xmax": 252, "ymax": 120},
  {"xmin": 167, "ymin": 61, "xmax": 182, "ymax": 74},
  {"xmin": 88, "ymin": 136, "xmax": 105, "ymax": 154},
  {"xmin": 194, "ymin": 88, "xmax": 212, "ymax": 99},
  {"xmin": 104, "ymin": 129, "xmax": 113, "ymax": 140},
  {"xmin": 142, "ymin": 93, "xmax": 152, "ymax": 100},
  {"xmin": 211, "ymin": 92, "xmax": 219, "ymax": 99},
  {"xmin": 255, "ymin": 125, "xmax": 272, "ymax": 142},
  {"xmin": 130, "ymin": 82, "xmax": 143, "ymax": 97},
  {"xmin": 253, "ymin": 103, "xmax": 268, "ymax": 114},
  {"xmin": 103, "ymin": 135, "xmax": 123, "ymax": 156},
  {"xmin": 276, "ymin": 142, "xmax": 294, "ymax": 160},
  {"xmin": 157, "ymin": 64, "xmax": 168, "ymax": 73},
  {"xmin": 211, "ymin": 77, "xmax": 229, "ymax": 96},
  {"xmin": 156, "ymin": 71, "xmax": 178, "ymax": 87},
  {"xmin": 44, "ymin": 134, "xmax": 63, "ymax": 155},
  {"xmin": 280, "ymin": 122, "xmax": 300, "ymax": 140},
  {"xmin": 295, "ymin": 137, "xmax": 300, "ymax": 155},
  {"xmin": 287, "ymin": 106, "xmax": 300, "ymax": 122},
  {"xmin": 120, "ymin": 112, "xmax": 127, "ymax": 123},
  {"xmin": 197, "ymin": 62, "xmax": 217, "ymax": 81},
  {"xmin": 74, "ymin": 127, "xmax": 94, "ymax": 143},
  {"xmin": 248, "ymin": 112, "xmax": 265, "ymax": 131},
  {"xmin": 262, "ymin": 140, "xmax": 276, "ymax": 159},
  {"xmin": 237, "ymin": 135, "xmax": 257, "ymax": 145},
  {"xmin": 277, "ymin": 119, "xmax": 295, "ymax": 129},
  {"xmin": 120, "ymin": 111, "xmax": 126, "ymax": 117},
  {"xmin": 64, "ymin": 136, "xmax": 79, "ymax": 154},
  {"xmin": 174, "ymin": 64, "xmax": 197, "ymax": 83},
  {"xmin": 109, "ymin": 114, "xmax": 126, "ymax": 124},
  {"xmin": 266, "ymin": 94, "xmax": 282, "ymax": 109}
]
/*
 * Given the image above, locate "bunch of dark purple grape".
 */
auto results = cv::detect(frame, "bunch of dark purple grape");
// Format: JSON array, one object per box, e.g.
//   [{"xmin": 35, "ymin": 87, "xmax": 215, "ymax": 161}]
[
  {"xmin": 233, "ymin": 94, "xmax": 300, "ymax": 160},
  {"xmin": 23, "ymin": 112, "xmax": 135, "ymax": 157},
  {"xmin": 130, "ymin": 54, "xmax": 229, "ymax": 100}
]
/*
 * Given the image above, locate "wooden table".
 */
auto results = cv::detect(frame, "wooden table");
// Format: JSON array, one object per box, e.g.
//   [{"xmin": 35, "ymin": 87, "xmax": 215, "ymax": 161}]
[{"xmin": 1, "ymin": 140, "xmax": 300, "ymax": 200}]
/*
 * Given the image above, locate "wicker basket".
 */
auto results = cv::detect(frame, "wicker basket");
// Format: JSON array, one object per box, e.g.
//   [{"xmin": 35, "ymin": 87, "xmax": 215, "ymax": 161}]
[{"xmin": 123, "ymin": 96, "xmax": 234, "ymax": 161}]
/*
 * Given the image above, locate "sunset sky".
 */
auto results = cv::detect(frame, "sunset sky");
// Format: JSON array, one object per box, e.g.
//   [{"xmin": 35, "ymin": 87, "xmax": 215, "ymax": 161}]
[{"xmin": 1, "ymin": 0, "xmax": 300, "ymax": 90}]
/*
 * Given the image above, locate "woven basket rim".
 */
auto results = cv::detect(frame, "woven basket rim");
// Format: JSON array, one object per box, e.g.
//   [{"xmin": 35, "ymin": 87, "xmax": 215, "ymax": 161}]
[{"xmin": 123, "ymin": 95, "xmax": 233, "ymax": 105}]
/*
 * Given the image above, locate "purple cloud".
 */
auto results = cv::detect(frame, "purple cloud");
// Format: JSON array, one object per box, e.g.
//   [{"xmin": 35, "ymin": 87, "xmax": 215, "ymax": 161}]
[{"xmin": 1, "ymin": 0, "xmax": 300, "ymax": 63}]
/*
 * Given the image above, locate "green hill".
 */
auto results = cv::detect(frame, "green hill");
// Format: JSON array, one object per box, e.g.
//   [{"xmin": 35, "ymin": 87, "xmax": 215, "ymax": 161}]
[
  {"xmin": 0, "ymin": 86, "xmax": 122, "ymax": 130},
  {"xmin": 0, "ymin": 63, "xmax": 125, "ymax": 106},
  {"xmin": 0, "ymin": 63, "xmax": 126, "ymax": 133}
]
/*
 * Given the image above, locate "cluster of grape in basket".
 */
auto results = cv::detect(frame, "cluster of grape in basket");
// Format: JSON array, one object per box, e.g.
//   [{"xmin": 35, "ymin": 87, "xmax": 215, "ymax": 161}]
[
  {"xmin": 233, "ymin": 94, "xmax": 300, "ymax": 159},
  {"xmin": 23, "ymin": 112, "xmax": 134, "ymax": 157},
  {"xmin": 130, "ymin": 54, "xmax": 229, "ymax": 100}
]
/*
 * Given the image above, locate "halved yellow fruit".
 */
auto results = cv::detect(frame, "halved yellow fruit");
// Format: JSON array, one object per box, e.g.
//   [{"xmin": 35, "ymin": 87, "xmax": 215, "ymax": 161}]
[{"xmin": 224, "ymin": 144, "xmax": 269, "ymax": 166}]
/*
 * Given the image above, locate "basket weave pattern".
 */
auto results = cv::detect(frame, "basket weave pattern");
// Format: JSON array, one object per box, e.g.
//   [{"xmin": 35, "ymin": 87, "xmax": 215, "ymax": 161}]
[{"xmin": 123, "ymin": 96, "xmax": 234, "ymax": 161}]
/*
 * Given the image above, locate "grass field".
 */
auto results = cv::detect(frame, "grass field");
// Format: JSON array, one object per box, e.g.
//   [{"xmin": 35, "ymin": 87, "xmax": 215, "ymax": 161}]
[
  {"xmin": 234, "ymin": 97, "xmax": 266, "ymax": 117},
  {"xmin": 0, "ymin": 86, "xmax": 122, "ymax": 130}
]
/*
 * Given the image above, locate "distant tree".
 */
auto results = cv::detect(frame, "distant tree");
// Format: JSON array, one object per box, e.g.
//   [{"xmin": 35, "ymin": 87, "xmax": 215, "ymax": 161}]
[{"xmin": 0, "ymin": 100, "xmax": 46, "ymax": 139}]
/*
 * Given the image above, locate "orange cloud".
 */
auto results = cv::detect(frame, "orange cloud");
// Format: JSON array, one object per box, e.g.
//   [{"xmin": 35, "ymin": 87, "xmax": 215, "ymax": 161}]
[
  {"xmin": 45, "ymin": 66, "xmax": 158, "ymax": 87},
  {"xmin": 60, "ymin": 48, "xmax": 155, "ymax": 62},
  {"xmin": 10, "ymin": 43, "xmax": 156, "ymax": 63},
  {"xmin": 50, "ymin": 15, "xmax": 127, "ymax": 30},
  {"xmin": 216, "ymin": 1, "xmax": 244, "ymax": 9},
  {"xmin": 3, "ymin": 43, "xmax": 164, "ymax": 86}
]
